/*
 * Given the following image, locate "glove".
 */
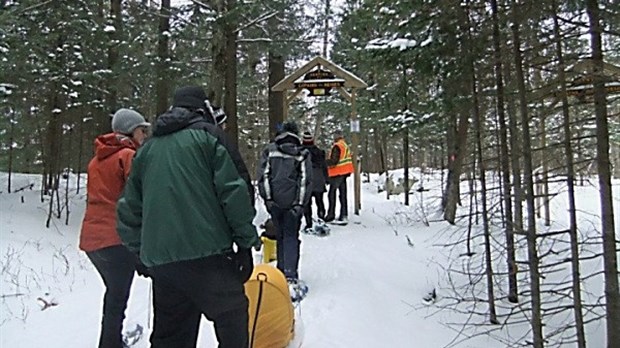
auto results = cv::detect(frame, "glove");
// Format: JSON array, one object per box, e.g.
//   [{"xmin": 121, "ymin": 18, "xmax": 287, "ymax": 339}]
[
  {"xmin": 265, "ymin": 200, "xmax": 276, "ymax": 213},
  {"xmin": 291, "ymin": 205, "xmax": 304, "ymax": 217},
  {"xmin": 235, "ymin": 248, "xmax": 254, "ymax": 283}
]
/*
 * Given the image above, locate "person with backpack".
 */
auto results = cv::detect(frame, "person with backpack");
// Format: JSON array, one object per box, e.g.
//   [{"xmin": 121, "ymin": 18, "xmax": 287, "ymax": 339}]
[
  {"xmin": 301, "ymin": 131, "xmax": 328, "ymax": 233},
  {"xmin": 79, "ymin": 108, "xmax": 150, "ymax": 348},
  {"xmin": 117, "ymin": 85, "xmax": 260, "ymax": 348},
  {"xmin": 257, "ymin": 121, "xmax": 312, "ymax": 300}
]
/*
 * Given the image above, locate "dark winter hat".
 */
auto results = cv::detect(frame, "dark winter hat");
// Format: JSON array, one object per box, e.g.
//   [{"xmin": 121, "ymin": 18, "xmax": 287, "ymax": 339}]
[
  {"xmin": 302, "ymin": 131, "xmax": 314, "ymax": 144},
  {"xmin": 172, "ymin": 86, "xmax": 208, "ymax": 110},
  {"xmin": 333, "ymin": 129, "xmax": 344, "ymax": 140},
  {"xmin": 282, "ymin": 121, "xmax": 299, "ymax": 135},
  {"xmin": 111, "ymin": 108, "xmax": 150, "ymax": 135}
]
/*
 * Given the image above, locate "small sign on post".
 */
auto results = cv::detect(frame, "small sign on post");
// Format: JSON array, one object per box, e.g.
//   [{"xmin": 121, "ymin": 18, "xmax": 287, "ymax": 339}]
[{"xmin": 350, "ymin": 119, "xmax": 360, "ymax": 133}]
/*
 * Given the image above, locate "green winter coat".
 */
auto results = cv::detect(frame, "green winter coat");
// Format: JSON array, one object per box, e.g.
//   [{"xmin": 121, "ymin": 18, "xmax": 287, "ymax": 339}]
[{"xmin": 117, "ymin": 107, "xmax": 259, "ymax": 267}]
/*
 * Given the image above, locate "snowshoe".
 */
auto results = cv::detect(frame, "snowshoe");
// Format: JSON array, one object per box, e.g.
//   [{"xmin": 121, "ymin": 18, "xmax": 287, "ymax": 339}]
[
  {"xmin": 301, "ymin": 223, "xmax": 330, "ymax": 237},
  {"xmin": 313, "ymin": 222, "xmax": 330, "ymax": 236},
  {"xmin": 122, "ymin": 323, "xmax": 143, "ymax": 347},
  {"xmin": 301, "ymin": 227, "xmax": 315, "ymax": 235},
  {"xmin": 287, "ymin": 278, "xmax": 309, "ymax": 302},
  {"xmin": 329, "ymin": 217, "xmax": 348, "ymax": 226}
]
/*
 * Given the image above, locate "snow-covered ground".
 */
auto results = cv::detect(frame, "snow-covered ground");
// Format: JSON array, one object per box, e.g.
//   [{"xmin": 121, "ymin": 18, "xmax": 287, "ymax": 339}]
[{"xmin": 1, "ymin": 170, "xmax": 618, "ymax": 347}]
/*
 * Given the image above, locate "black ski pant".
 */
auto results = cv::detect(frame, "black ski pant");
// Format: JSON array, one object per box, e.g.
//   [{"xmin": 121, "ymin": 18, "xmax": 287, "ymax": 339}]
[
  {"xmin": 303, "ymin": 191, "xmax": 325, "ymax": 228},
  {"xmin": 326, "ymin": 174, "xmax": 348, "ymax": 220},
  {"xmin": 270, "ymin": 205, "xmax": 302, "ymax": 280},
  {"xmin": 149, "ymin": 254, "xmax": 249, "ymax": 348},
  {"xmin": 87, "ymin": 245, "xmax": 136, "ymax": 348}
]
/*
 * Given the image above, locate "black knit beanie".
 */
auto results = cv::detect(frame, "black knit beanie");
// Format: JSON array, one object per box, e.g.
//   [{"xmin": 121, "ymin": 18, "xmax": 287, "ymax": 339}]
[{"xmin": 172, "ymin": 86, "xmax": 207, "ymax": 110}]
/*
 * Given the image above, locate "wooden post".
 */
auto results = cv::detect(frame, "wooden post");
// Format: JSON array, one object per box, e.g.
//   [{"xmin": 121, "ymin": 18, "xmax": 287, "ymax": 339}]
[
  {"xmin": 283, "ymin": 90, "xmax": 289, "ymax": 120},
  {"xmin": 351, "ymin": 88, "xmax": 361, "ymax": 214}
]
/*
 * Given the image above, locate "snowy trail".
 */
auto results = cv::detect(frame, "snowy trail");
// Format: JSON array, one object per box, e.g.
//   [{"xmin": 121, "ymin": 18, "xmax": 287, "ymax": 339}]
[{"xmin": 2, "ymin": 172, "xmax": 616, "ymax": 347}]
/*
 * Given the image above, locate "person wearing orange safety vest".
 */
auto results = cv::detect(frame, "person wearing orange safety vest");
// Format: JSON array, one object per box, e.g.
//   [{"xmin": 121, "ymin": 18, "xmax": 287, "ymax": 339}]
[{"xmin": 324, "ymin": 130, "xmax": 354, "ymax": 225}]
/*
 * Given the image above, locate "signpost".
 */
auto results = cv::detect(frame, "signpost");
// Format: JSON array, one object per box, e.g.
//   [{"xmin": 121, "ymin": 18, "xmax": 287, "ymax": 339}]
[{"xmin": 272, "ymin": 56, "xmax": 368, "ymax": 214}]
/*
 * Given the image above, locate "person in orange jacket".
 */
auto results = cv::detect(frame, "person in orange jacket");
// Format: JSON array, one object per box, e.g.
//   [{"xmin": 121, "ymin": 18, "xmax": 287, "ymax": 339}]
[
  {"xmin": 324, "ymin": 130, "xmax": 354, "ymax": 225},
  {"xmin": 79, "ymin": 108, "xmax": 150, "ymax": 348}
]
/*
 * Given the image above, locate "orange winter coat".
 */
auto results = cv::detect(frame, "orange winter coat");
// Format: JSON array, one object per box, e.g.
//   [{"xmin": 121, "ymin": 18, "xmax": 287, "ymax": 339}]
[{"xmin": 79, "ymin": 133, "xmax": 138, "ymax": 252}]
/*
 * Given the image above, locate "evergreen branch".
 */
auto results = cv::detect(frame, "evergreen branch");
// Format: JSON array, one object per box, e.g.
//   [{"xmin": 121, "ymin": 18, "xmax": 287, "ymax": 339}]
[
  {"xmin": 12, "ymin": 0, "xmax": 53, "ymax": 15},
  {"xmin": 237, "ymin": 38, "xmax": 314, "ymax": 44},
  {"xmin": 557, "ymin": 15, "xmax": 620, "ymax": 37},
  {"xmin": 234, "ymin": 11, "xmax": 279, "ymax": 34}
]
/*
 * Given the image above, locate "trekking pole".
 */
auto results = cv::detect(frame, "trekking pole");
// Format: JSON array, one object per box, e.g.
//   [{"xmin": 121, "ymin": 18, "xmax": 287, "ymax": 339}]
[{"xmin": 147, "ymin": 281, "xmax": 153, "ymax": 329}]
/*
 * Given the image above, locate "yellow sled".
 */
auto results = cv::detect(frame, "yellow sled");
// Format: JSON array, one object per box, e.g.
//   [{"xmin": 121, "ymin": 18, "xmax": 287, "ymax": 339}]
[{"xmin": 245, "ymin": 264, "xmax": 297, "ymax": 348}]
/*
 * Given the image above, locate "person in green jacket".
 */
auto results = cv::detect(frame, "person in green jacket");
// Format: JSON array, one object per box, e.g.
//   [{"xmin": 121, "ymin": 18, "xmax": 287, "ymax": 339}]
[{"xmin": 117, "ymin": 85, "xmax": 260, "ymax": 348}]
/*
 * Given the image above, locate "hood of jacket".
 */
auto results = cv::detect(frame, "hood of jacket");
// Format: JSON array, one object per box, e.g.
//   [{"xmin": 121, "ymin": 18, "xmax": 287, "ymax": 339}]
[
  {"xmin": 94, "ymin": 133, "xmax": 137, "ymax": 160},
  {"xmin": 274, "ymin": 131, "xmax": 303, "ymax": 156},
  {"xmin": 153, "ymin": 107, "xmax": 209, "ymax": 136}
]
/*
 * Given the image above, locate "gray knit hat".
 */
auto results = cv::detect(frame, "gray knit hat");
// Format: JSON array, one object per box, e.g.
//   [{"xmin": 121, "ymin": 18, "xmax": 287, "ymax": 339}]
[{"xmin": 111, "ymin": 108, "xmax": 150, "ymax": 135}]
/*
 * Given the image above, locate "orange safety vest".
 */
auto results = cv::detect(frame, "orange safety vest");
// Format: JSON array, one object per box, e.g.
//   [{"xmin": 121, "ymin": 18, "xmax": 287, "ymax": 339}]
[{"xmin": 327, "ymin": 139, "xmax": 354, "ymax": 177}]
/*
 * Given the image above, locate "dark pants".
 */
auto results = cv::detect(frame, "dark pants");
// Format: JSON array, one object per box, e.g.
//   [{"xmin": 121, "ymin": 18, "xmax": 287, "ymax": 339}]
[
  {"xmin": 303, "ymin": 191, "xmax": 325, "ymax": 228},
  {"xmin": 87, "ymin": 245, "xmax": 136, "ymax": 348},
  {"xmin": 270, "ymin": 206, "xmax": 301, "ymax": 279},
  {"xmin": 149, "ymin": 255, "xmax": 248, "ymax": 348},
  {"xmin": 326, "ymin": 175, "xmax": 348, "ymax": 219}
]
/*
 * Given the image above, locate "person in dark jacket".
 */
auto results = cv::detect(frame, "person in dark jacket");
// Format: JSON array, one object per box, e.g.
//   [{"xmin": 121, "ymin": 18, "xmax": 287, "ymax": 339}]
[
  {"xmin": 257, "ymin": 121, "xmax": 312, "ymax": 296},
  {"xmin": 301, "ymin": 131, "xmax": 328, "ymax": 232},
  {"xmin": 117, "ymin": 86, "xmax": 260, "ymax": 348},
  {"xmin": 80, "ymin": 108, "xmax": 150, "ymax": 348}
]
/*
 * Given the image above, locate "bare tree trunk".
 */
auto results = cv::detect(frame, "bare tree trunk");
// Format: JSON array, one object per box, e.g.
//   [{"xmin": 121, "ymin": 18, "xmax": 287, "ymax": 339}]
[
  {"xmin": 472, "ymin": 69, "xmax": 498, "ymax": 325},
  {"xmin": 268, "ymin": 52, "xmax": 285, "ymax": 140},
  {"xmin": 539, "ymin": 114, "xmax": 550, "ymax": 226},
  {"xmin": 322, "ymin": 0, "xmax": 330, "ymax": 58},
  {"xmin": 223, "ymin": 0, "xmax": 238, "ymax": 145},
  {"xmin": 442, "ymin": 108, "xmax": 469, "ymax": 224},
  {"xmin": 7, "ymin": 111, "xmax": 15, "ymax": 193},
  {"xmin": 107, "ymin": 0, "xmax": 122, "ymax": 120},
  {"xmin": 511, "ymin": 2, "xmax": 543, "ymax": 346},
  {"xmin": 586, "ymin": 1, "xmax": 620, "ymax": 346},
  {"xmin": 552, "ymin": 2, "xmax": 586, "ymax": 346},
  {"xmin": 373, "ymin": 131, "xmax": 385, "ymax": 174},
  {"xmin": 64, "ymin": 127, "xmax": 72, "ymax": 225},
  {"xmin": 155, "ymin": 0, "xmax": 170, "ymax": 116},
  {"xmin": 490, "ymin": 0, "xmax": 518, "ymax": 303},
  {"xmin": 76, "ymin": 116, "xmax": 86, "ymax": 195},
  {"xmin": 463, "ymin": 3, "xmax": 498, "ymax": 321},
  {"xmin": 504, "ymin": 66, "xmax": 523, "ymax": 234},
  {"xmin": 402, "ymin": 66, "xmax": 410, "ymax": 206}
]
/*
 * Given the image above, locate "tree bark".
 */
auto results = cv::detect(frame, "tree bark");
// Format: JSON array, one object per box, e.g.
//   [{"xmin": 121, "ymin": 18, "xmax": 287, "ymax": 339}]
[
  {"xmin": 511, "ymin": 2, "xmax": 543, "ymax": 346},
  {"xmin": 472, "ymin": 67, "xmax": 498, "ymax": 325},
  {"xmin": 7, "ymin": 112, "xmax": 15, "ymax": 193},
  {"xmin": 268, "ymin": 52, "xmax": 285, "ymax": 140},
  {"xmin": 490, "ymin": 0, "xmax": 518, "ymax": 303},
  {"xmin": 552, "ymin": 1, "xmax": 586, "ymax": 346},
  {"xmin": 107, "ymin": 0, "xmax": 122, "ymax": 121},
  {"xmin": 402, "ymin": 66, "xmax": 410, "ymax": 206},
  {"xmin": 223, "ymin": 0, "xmax": 238, "ymax": 146},
  {"xmin": 155, "ymin": 0, "xmax": 170, "ymax": 116},
  {"xmin": 586, "ymin": 1, "xmax": 620, "ymax": 346}
]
